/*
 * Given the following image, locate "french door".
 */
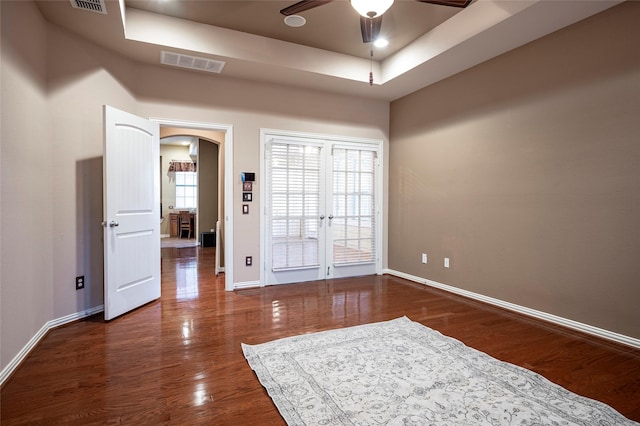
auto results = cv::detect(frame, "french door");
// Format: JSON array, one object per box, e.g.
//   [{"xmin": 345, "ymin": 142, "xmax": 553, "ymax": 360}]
[{"xmin": 264, "ymin": 134, "xmax": 380, "ymax": 285}]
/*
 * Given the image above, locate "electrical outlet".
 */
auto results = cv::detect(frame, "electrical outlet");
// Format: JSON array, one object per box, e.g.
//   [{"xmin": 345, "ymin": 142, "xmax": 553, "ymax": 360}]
[
  {"xmin": 421, "ymin": 253, "xmax": 427, "ymax": 264},
  {"xmin": 444, "ymin": 258, "xmax": 450, "ymax": 268},
  {"xmin": 75, "ymin": 276, "xmax": 85, "ymax": 290},
  {"xmin": 245, "ymin": 256, "xmax": 252, "ymax": 266}
]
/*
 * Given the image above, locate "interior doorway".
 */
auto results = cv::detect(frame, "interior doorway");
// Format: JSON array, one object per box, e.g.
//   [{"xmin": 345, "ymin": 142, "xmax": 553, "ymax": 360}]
[
  {"xmin": 153, "ymin": 118, "xmax": 234, "ymax": 287},
  {"xmin": 159, "ymin": 134, "xmax": 219, "ymax": 249}
]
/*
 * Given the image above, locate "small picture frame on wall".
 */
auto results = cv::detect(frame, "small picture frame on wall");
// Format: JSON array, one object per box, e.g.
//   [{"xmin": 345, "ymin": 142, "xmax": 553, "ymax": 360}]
[
  {"xmin": 243, "ymin": 182, "xmax": 253, "ymax": 192},
  {"xmin": 243, "ymin": 204, "xmax": 249, "ymax": 214},
  {"xmin": 243, "ymin": 192, "xmax": 252, "ymax": 202}
]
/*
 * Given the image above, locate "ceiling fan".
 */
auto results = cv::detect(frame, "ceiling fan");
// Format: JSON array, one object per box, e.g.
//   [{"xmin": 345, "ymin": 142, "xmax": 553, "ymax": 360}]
[{"xmin": 280, "ymin": 0, "xmax": 473, "ymax": 44}]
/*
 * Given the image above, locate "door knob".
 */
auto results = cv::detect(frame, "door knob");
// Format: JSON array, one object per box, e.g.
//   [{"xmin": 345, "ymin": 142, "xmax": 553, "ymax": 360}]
[
  {"xmin": 109, "ymin": 221, "xmax": 119, "ymax": 227},
  {"xmin": 319, "ymin": 215, "xmax": 325, "ymax": 220}
]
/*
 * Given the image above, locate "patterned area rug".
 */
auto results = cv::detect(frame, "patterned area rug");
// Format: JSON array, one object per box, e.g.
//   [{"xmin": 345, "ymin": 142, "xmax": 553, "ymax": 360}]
[{"xmin": 242, "ymin": 317, "xmax": 637, "ymax": 425}]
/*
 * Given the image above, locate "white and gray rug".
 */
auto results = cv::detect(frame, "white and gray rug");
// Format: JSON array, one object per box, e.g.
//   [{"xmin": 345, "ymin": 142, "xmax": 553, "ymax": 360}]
[{"xmin": 242, "ymin": 316, "xmax": 637, "ymax": 425}]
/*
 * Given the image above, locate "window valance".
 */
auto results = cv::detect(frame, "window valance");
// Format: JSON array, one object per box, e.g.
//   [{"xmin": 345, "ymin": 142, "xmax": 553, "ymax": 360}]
[{"xmin": 169, "ymin": 160, "xmax": 197, "ymax": 172}]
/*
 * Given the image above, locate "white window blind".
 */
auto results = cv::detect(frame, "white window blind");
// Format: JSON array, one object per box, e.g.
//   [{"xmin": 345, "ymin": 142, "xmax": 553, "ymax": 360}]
[
  {"xmin": 267, "ymin": 142, "xmax": 322, "ymax": 271},
  {"xmin": 332, "ymin": 148, "xmax": 376, "ymax": 265}
]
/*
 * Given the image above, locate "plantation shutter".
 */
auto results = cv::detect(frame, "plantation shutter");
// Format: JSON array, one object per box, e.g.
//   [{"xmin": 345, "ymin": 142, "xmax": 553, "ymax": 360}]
[
  {"xmin": 331, "ymin": 147, "xmax": 376, "ymax": 265},
  {"xmin": 267, "ymin": 140, "xmax": 322, "ymax": 271}
]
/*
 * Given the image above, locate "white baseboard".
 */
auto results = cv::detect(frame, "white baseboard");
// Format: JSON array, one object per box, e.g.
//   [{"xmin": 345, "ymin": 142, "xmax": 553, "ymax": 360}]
[
  {"xmin": 233, "ymin": 280, "xmax": 261, "ymax": 290},
  {"xmin": 160, "ymin": 234, "xmax": 170, "ymax": 238},
  {"xmin": 383, "ymin": 268, "xmax": 640, "ymax": 349},
  {"xmin": 0, "ymin": 305, "xmax": 105, "ymax": 386}
]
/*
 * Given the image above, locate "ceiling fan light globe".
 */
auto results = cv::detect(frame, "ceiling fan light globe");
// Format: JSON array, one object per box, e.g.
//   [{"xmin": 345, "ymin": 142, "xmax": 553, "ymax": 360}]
[{"xmin": 350, "ymin": 0, "xmax": 394, "ymax": 18}]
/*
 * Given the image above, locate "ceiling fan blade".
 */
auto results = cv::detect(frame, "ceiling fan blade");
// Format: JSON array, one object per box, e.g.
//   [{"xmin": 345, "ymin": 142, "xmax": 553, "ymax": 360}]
[
  {"xmin": 360, "ymin": 15, "xmax": 383, "ymax": 43},
  {"xmin": 416, "ymin": 0, "xmax": 472, "ymax": 8},
  {"xmin": 280, "ymin": 0, "xmax": 333, "ymax": 16}
]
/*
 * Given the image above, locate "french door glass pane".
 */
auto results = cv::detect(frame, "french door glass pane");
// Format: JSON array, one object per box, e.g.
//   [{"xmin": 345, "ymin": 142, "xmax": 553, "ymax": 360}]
[
  {"xmin": 268, "ymin": 142, "xmax": 321, "ymax": 271},
  {"xmin": 332, "ymin": 148, "xmax": 376, "ymax": 265}
]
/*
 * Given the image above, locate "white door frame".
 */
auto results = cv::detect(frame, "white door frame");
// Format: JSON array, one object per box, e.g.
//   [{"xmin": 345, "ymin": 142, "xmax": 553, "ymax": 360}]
[
  {"xmin": 260, "ymin": 128, "xmax": 383, "ymax": 287},
  {"xmin": 151, "ymin": 117, "xmax": 235, "ymax": 291}
]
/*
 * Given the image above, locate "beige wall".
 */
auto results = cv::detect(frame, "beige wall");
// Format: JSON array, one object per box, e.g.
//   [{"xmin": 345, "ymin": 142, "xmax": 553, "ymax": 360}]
[
  {"xmin": 1, "ymin": 1, "xmax": 53, "ymax": 371},
  {"xmin": 0, "ymin": 1, "xmax": 389, "ymax": 371},
  {"xmin": 133, "ymin": 65, "xmax": 390, "ymax": 284},
  {"xmin": 47, "ymin": 21, "xmax": 138, "ymax": 326},
  {"xmin": 389, "ymin": 2, "xmax": 640, "ymax": 338}
]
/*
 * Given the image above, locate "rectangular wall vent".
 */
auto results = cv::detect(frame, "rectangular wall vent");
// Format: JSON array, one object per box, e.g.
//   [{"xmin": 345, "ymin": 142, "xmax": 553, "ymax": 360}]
[
  {"xmin": 70, "ymin": 0, "xmax": 107, "ymax": 14},
  {"xmin": 161, "ymin": 51, "xmax": 226, "ymax": 74}
]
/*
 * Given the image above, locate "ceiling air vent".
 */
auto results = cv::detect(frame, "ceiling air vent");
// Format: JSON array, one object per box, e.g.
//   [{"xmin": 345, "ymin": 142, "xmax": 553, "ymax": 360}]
[
  {"xmin": 69, "ymin": 0, "xmax": 107, "ymax": 14},
  {"xmin": 161, "ymin": 51, "xmax": 226, "ymax": 74}
]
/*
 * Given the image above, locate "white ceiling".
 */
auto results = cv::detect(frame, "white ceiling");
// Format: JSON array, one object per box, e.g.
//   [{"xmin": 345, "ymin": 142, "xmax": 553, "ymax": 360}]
[
  {"xmin": 126, "ymin": 0, "xmax": 464, "ymax": 61},
  {"xmin": 36, "ymin": 0, "xmax": 622, "ymax": 101}
]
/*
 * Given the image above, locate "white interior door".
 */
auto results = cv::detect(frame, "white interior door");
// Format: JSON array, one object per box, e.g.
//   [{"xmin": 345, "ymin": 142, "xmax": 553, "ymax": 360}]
[
  {"xmin": 265, "ymin": 136, "xmax": 379, "ymax": 285},
  {"xmin": 103, "ymin": 105, "xmax": 160, "ymax": 320}
]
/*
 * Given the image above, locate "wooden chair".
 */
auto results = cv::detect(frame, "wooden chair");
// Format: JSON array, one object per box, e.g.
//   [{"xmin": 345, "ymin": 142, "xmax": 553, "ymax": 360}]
[{"xmin": 179, "ymin": 211, "xmax": 193, "ymax": 239}]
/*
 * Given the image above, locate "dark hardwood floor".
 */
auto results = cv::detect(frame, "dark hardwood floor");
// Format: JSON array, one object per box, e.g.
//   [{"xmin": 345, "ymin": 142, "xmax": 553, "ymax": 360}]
[{"xmin": 2, "ymin": 247, "xmax": 639, "ymax": 424}]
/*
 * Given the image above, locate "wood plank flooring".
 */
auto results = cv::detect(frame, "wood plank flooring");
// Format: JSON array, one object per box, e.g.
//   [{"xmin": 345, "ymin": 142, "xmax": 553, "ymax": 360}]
[{"xmin": 2, "ymin": 246, "xmax": 639, "ymax": 424}]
